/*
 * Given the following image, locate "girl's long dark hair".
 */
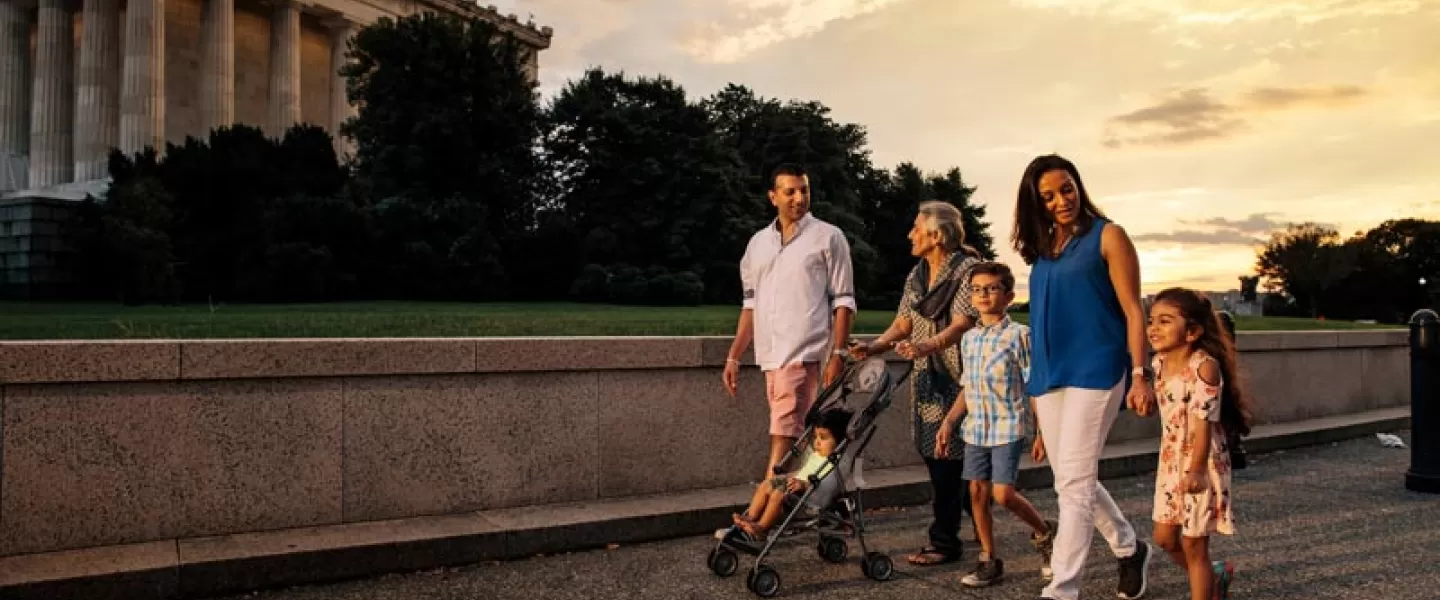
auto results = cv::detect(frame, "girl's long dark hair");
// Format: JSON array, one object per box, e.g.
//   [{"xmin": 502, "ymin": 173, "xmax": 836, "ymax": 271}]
[
  {"xmin": 1153, "ymin": 288, "xmax": 1255, "ymax": 437},
  {"xmin": 1010, "ymin": 154, "xmax": 1107, "ymax": 265}
]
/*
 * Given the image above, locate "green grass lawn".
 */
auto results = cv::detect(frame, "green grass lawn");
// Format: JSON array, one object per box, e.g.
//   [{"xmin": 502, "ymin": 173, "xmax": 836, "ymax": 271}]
[{"xmin": 0, "ymin": 301, "xmax": 1400, "ymax": 340}]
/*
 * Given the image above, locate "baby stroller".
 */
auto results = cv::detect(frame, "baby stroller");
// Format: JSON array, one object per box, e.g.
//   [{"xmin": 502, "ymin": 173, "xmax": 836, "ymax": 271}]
[{"xmin": 707, "ymin": 354, "xmax": 911, "ymax": 597}]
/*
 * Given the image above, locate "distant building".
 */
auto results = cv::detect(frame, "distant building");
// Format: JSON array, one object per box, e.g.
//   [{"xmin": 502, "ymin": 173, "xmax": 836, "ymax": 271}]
[
  {"xmin": 1144, "ymin": 289, "xmax": 1266, "ymax": 317},
  {"xmin": 0, "ymin": 0, "xmax": 552, "ymax": 299}
]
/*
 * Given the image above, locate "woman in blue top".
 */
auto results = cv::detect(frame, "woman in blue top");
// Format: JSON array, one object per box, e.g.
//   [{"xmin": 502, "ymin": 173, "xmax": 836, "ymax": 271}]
[{"xmin": 1013, "ymin": 155, "xmax": 1157, "ymax": 600}]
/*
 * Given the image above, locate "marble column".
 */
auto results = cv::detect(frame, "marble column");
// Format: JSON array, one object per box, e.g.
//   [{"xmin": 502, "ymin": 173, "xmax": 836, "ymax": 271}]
[
  {"xmin": 267, "ymin": 0, "xmax": 300, "ymax": 138},
  {"xmin": 0, "ymin": 0, "xmax": 32, "ymax": 180},
  {"xmin": 27, "ymin": 0, "xmax": 73, "ymax": 188},
  {"xmin": 199, "ymin": 0, "xmax": 233, "ymax": 134},
  {"xmin": 75, "ymin": 0, "xmax": 120, "ymax": 181},
  {"xmin": 326, "ymin": 18, "xmax": 356, "ymax": 157},
  {"xmin": 121, "ymin": 0, "xmax": 165, "ymax": 155}
]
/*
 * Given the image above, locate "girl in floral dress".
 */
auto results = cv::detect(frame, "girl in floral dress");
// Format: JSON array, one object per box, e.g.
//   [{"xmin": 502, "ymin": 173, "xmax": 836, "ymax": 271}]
[{"xmin": 1146, "ymin": 288, "xmax": 1254, "ymax": 600}]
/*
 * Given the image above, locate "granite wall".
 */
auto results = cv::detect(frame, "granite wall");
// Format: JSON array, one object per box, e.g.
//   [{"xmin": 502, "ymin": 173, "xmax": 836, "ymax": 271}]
[{"xmin": 0, "ymin": 330, "xmax": 1410, "ymax": 557}]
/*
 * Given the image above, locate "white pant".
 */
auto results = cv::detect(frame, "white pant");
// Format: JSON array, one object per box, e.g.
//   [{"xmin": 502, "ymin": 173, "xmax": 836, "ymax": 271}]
[{"xmin": 1035, "ymin": 381, "xmax": 1138, "ymax": 600}]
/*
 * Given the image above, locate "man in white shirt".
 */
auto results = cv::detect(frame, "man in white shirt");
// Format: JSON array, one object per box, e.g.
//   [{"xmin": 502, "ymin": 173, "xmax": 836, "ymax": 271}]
[{"xmin": 722, "ymin": 163, "xmax": 857, "ymax": 481}]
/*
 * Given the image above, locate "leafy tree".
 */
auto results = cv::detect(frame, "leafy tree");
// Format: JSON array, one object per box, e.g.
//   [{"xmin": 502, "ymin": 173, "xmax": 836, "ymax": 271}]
[
  {"xmin": 541, "ymin": 68, "xmax": 746, "ymax": 304},
  {"xmin": 342, "ymin": 12, "xmax": 542, "ymax": 298},
  {"xmin": 1255, "ymin": 223, "xmax": 1354, "ymax": 317},
  {"xmin": 72, "ymin": 148, "xmax": 178, "ymax": 304},
  {"xmin": 853, "ymin": 162, "xmax": 993, "ymax": 309},
  {"xmin": 700, "ymin": 84, "xmax": 880, "ymax": 304}
]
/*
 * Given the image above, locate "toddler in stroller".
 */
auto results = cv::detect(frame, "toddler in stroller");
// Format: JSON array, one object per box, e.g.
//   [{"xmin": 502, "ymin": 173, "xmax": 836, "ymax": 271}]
[
  {"xmin": 708, "ymin": 355, "xmax": 909, "ymax": 597},
  {"xmin": 731, "ymin": 407, "xmax": 852, "ymax": 539}
]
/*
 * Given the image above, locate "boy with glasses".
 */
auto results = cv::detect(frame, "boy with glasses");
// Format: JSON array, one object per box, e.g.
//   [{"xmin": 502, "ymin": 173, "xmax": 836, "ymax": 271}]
[{"xmin": 936, "ymin": 261, "xmax": 1057, "ymax": 588}]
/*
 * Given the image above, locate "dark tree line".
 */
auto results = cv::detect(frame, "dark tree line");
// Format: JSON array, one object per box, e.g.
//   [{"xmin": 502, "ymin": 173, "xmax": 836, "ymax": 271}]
[
  {"xmin": 1256, "ymin": 219, "xmax": 1440, "ymax": 322},
  {"xmin": 66, "ymin": 12, "xmax": 994, "ymax": 307}
]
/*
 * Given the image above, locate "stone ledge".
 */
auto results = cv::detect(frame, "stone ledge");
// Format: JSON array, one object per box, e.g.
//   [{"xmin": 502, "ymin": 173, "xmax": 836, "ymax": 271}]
[
  {"xmin": 0, "ymin": 407, "xmax": 1410, "ymax": 599},
  {"xmin": 1235, "ymin": 329, "xmax": 1407, "ymax": 352},
  {"xmin": 0, "ymin": 340, "xmax": 181, "ymax": 384},
  {"xmin": 0, "ymin": 330, "xmax": 1406, "ymax": 384}
]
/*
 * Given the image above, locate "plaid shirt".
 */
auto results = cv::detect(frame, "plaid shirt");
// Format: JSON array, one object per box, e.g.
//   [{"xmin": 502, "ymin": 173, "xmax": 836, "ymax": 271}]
[{"xmin": 959, "ymin": 316, "xmax": 1033, "ymax": 447}]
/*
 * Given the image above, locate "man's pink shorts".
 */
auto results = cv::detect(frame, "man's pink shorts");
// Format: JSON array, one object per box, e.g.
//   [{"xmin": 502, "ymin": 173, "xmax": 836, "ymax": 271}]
[{"xmin": 764, "ymin": 362, "xmax": 821, "ymax": 438}]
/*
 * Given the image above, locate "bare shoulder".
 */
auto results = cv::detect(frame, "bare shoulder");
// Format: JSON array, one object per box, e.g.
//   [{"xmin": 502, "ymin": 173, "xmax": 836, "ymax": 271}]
[
  {"xmin": 1099, "ymin": 221, "xmax": 1137, "ymax": 258},
  {"xmin": 1196, "ymin": 353, "xmax": 1222, "ymax": 386},
  {"xmin": 1100, "ymin": 221, "xmax": 1132, "ymax": 244}
]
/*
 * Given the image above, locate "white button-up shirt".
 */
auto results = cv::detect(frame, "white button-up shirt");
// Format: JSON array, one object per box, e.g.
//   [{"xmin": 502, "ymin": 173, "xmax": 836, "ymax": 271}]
[{"xmin": 740, "ymin": 213, "xmax": 857, "ymax": 371}]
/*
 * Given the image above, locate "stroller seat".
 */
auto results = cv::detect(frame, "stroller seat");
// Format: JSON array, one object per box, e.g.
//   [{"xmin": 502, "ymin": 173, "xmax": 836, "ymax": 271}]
[{"xmin": 707, "ymin": 356, "xmax": 909, "ymax": 597}]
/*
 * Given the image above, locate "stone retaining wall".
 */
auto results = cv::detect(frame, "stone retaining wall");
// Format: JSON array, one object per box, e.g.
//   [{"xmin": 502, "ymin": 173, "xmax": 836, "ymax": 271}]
[{"xmin": 0, "ymin": 330, "xmax": 1409, "ymax": 558}]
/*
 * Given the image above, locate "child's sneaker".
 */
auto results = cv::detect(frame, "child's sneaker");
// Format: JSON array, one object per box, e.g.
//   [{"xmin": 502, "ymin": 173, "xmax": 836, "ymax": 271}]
[
  {"xmin": 1030, "ymin": 519, "xmax": 1057, "ymax": 581},
  {"xmin": 1116, "ymin": 541, "xmax": 1153, "ymax": 599},
  {"xmin": 1211, "ymin": 560, "xmax": 1234, "ymax": 600},
  {"xmin": 960, "ymin": 553, "xmax": 1005, "ymax": 588}
]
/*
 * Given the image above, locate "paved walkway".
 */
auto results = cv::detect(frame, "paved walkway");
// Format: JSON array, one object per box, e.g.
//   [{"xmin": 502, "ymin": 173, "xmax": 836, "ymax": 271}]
[{"xmin": 219, "ymin": 432, "xmax": 1435, "ymax": 600}]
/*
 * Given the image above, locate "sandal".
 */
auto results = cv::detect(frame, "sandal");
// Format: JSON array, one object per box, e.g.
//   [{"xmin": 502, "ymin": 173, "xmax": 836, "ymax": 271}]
[{"xmin": 906, "ymin": 546, "xmax": 959, "ymax": 566}]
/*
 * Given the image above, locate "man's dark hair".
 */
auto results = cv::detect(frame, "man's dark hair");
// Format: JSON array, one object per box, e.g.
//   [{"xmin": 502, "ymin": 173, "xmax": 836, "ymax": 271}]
[
  {"xmin": 770, "ymin": 163, "xmax": 808, "ymax": 189},
  {"xmin": 968, "ymin": 261, "xmax": 1016, "ymax": 292}
]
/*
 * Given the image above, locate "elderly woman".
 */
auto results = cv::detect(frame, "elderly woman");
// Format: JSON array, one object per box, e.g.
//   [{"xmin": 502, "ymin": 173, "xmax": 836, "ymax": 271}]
[
  {"xmin": 850, "ymin": 200, "xmax": 981, "ymax": 567},
  {"xmin": 1013, "ymin": 154, "xmax": 1156, "ymax": 600}
]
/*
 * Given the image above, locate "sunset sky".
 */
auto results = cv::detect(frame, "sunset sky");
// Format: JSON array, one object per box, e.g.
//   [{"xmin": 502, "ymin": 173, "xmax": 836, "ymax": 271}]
[{"xmin": 493, "ymin": 0, "xmax": 1440, "ymax": 298}]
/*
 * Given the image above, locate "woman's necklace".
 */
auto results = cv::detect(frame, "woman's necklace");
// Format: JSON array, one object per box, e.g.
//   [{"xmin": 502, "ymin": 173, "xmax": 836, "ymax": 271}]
[{"xmin": 1051, "ymin": 223, "xmax": 1080, "ymax": 257}]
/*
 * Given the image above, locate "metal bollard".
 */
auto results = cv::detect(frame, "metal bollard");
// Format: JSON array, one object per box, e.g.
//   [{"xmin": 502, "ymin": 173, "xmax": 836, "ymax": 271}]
[
  {"xmin": 1216, "ymin": 310, "xmax": 1247, "ymax": 470},
  {"xmin": 1407, "ymin": 309, "xmax": 1440, "ymax": 493}
]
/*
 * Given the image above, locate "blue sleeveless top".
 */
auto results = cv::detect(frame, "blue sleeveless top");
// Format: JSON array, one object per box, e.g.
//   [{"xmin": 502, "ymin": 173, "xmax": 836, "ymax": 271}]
[{"xmin": 1026, "ymin": 217, "xmax": 1129, "ymax": 397}]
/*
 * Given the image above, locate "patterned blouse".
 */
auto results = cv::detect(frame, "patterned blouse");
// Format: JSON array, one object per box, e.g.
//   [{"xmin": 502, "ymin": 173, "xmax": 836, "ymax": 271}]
[{"xmin": 896, "ymin": 252, "xmax": 981, "ymax": 459}]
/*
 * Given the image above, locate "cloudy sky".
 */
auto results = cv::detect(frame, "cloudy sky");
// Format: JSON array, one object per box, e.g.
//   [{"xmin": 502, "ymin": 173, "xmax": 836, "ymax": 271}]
[{"xmin": 491, "ymin": 0, "xmax": 1440, "ymax": 297}]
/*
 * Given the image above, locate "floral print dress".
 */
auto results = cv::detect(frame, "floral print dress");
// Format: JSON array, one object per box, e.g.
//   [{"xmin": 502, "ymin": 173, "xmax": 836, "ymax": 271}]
[
  {"xmin": 1152, "ymin": 349, "xmax": 1235, "ymax": 537},
  {"xmin": 896, "ymin": 253, "xmax": 981, "ymax": 460}
]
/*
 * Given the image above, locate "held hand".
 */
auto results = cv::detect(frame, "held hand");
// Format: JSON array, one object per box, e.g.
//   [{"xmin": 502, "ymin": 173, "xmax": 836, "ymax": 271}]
[
  {"xmin": 1182, "ymin": 471, "xmax": 1208, "ymax": 494},
  {"xmin": 935, "ymin": 422, "xmax": 954, "ymax": 457},
  {"xmin": 786, "ymin": 477, "xmax": 808, "ymax": 493},
  {"xmin": 722, "ymin": 360, "xmax": 740, "ymax": 397},
  {"xmin": 1127, "ymin": 379, "xmax": 1156, "ymax": 417},
  {"xmin": 896, "ymin": 339, "xmax": 934, "ymax": 360},
  {"xmin": 1031, "ymin": 436, "xmax": 1047, "ymax": 463},
  {"xmin": 847, "ymin": 340, "xmax": 872, "ymax": 361}
]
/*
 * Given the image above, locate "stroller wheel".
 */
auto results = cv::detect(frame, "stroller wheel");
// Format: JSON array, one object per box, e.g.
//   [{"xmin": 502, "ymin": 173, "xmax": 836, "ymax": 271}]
[
  {"xmin": 862, "ymin": 552, "xmax": 894, "ymax": 581},
  {"xmin": 708, "ymin": 547, "xmax": 738, "ymax": 577},
  {"xmin": 747, "ymin": 565, "xmax": 781, "ymax": 597},
  {"xmin": 817, "ymin": 535, "xmax": 848, "ymax": 563}
]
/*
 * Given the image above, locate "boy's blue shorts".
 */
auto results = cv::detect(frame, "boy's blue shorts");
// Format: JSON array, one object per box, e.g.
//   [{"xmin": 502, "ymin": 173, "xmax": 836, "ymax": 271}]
[{"xmin": 962, "ymin": 440, "xmax": 1027, "ymax": 485}]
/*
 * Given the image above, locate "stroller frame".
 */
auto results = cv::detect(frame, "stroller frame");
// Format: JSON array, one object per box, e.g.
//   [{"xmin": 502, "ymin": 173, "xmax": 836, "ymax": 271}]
[{"xmin": 706, "ymin": 354, "xmax": 912, "ymax": 597}]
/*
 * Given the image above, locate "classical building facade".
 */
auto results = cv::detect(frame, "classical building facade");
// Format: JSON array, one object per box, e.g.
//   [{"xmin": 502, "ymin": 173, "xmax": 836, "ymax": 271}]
[{"xmin": 0, "ymin": 0, "xmax": 551, "ymax": 298}]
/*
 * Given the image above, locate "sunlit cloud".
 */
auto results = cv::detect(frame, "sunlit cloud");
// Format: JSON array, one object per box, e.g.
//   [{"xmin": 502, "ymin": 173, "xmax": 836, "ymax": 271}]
[
  {"xmin": 1010, "ymin": 0, "xmax": 1425, "ymax": 26},
  {"xmin": 1101, "ymin": 84, "xmax": 1369, "ymax": 148},
  {"xmin": 681, "ymin": 0, "xmax": 916, "ymax": 63}
]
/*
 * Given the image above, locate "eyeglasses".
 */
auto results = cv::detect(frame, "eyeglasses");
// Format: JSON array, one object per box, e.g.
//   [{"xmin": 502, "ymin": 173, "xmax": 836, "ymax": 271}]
[{"xmin": 972, "ymin": 284, "xmax": 1009, "ymax": 296}]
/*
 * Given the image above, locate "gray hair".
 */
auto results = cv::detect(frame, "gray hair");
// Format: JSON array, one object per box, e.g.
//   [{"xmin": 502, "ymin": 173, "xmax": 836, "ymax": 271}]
[{"xmin": 918, "ymin": 201, "xmax": 978, "ymax": 257}]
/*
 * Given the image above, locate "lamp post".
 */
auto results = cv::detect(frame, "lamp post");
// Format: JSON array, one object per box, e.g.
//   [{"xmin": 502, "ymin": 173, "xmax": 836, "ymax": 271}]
[{"xmin": 1407, "ymin": 309, "xmax": 1440, "ymax": 493}]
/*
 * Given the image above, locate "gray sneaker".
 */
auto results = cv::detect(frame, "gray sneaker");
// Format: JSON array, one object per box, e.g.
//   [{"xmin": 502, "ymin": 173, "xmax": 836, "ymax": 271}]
[
  {"xmin": 1030, "ymin": 519, "xmax": 1057, "ymax": 581},
  {"xmin": 961, "ymin": 553, "xmax": 1005, "ymax": 588}
]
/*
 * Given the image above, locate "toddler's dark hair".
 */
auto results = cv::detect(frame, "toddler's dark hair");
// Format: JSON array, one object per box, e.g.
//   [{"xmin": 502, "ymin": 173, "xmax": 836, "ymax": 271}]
[{"xmin": 816, "ymin": 408, "xmax": 853, "ymax": 443}]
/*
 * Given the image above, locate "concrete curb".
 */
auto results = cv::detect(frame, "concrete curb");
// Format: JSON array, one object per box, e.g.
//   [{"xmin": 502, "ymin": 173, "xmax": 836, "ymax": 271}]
[{"xmin": 0, "ymin": 407, "xmax": 1411, "ymax": 600}]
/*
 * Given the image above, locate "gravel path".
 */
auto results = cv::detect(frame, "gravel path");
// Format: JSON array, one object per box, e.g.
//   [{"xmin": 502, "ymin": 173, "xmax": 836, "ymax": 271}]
[{"xmin": 218, "ymin": 431, "xmax": 1434, "ymax": 600}]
